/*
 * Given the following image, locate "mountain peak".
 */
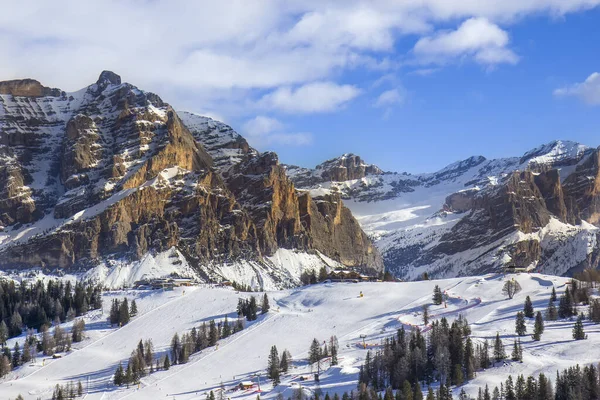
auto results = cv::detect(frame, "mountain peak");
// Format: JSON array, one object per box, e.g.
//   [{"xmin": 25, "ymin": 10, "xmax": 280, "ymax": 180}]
[
  {"xmin": 96, "ymin": 70, "xmax": 122, "ymax": 87},
  {"xmin": 520, "ymin": 140, "xmax": 591, "ymax": 167}
]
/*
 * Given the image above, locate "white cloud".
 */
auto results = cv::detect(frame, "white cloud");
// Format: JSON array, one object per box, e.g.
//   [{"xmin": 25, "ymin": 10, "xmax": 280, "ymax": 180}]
[
  {"xmin": 554, "ymin": 72, "xmax": 600, "ymax": 105},
  {"xmin": 242, "ymin": 116, "xmax": 312, "ymax": 147},
  {"xmin": 243, "ymin": 116, "xmax": 285, "ymax": 137},
  {"xmin": 374, "ymin": 88, "xmax": 405, "ymax": 108},
  {"xmin": 258, "ymin": 82, "xmax": 361, "ymax": 113},
  {"xmin": 413, "ymin": 18, "xmax": 519, "ymax": 66},
  {"xmin": 0, "ymin": 0, "xmax": 598, "ymax": 116}
]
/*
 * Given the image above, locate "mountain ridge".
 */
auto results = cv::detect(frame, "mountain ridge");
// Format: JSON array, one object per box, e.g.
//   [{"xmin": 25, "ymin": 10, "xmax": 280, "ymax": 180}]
[
  {"xmin": 286, "ymin": 140, "xmax": 600, "ymax": 279},
  {"xmin": 0, "ymin": 71, "xmax": 382, "ymax": 288}
]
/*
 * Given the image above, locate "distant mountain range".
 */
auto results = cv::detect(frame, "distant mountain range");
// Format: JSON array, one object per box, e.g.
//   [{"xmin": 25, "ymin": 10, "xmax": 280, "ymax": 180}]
[
  {"xmin": 1, "ymin": 71, "xmax": 598, "ymax": 285},
  {"xmin": 286, "ymin": 141, "xmax": 600, "ymax": 279}
]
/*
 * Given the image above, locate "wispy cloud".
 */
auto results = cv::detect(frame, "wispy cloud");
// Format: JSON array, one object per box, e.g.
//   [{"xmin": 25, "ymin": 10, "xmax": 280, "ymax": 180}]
[
  {"xmin": 258, "ymin": 82, "xmax": 361, "ymax": 114},
  {"xmin": 242, "ymin": 116, "xmax": 312, "ymax": 147},
  {"xmin": 554, "ymin": 72, "xmax": 600, "ymax": 105}
]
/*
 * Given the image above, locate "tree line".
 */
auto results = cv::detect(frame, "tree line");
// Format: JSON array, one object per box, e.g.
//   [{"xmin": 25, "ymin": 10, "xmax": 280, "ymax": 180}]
[
  {"xmin": 266, "ymin": 336, "xmax": 339, "ymax": 385},
  {"xmin": 0, "ymin": 318, "xmax": 86, "ymax": 378},
  {"xmin": 359, "ymin": 315, "xmax": 479, "ymax": 391},
  {"xmin": 0, "ymin": 279, "xmax": 101, "ymax": 340},
  {"xmin": 108, "ymin": 298, "xmax": 137, "ymax": 326},
  {"xmin": 114, "ymin": 311, "xmax": 247, "ymax": 387},
  {"xmin": 468, "ymin": 363, "xmax": 600, "ymax": 400}
]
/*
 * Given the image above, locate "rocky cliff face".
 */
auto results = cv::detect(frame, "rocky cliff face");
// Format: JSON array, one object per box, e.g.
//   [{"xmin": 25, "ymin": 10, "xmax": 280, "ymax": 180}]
[
  {"xmin": 0, "ymin": 72, "xmax": 382, "ymax": 285},
  {"xmin": 289, "ymin": 141, "xmax": 600, "ymax": 279}
]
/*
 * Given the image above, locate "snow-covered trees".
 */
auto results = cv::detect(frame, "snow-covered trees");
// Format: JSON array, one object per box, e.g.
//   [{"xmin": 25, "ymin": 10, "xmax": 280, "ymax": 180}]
[
  {"xmin": 422, "ymin": 304, "xmax": 429, "ymax": 325},
  {"xmin": 515, "ymin": 312, "xmax": 527, "ymax": 336},
  {"xmin": 502, "ymin": 279, "xmax": 522, "ymax": 299}
]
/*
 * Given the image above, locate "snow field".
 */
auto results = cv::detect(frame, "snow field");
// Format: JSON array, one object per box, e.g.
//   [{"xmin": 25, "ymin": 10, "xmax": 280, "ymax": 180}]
[{"xmin": 2, "ymin": 273, "xmax": 597, "ymax": 400}]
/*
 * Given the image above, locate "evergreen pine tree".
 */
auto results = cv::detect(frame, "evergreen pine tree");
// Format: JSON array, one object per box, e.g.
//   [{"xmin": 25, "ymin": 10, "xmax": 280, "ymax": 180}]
[
  {"xmin": 402, "ymin": 380, "xmax": 414, "ymax": 400},
  {"xmin": 511, "ymin": 339, "xmax": 520, "ymax": 361},
  {"xmin": 0, "ymin": 321, "xmax": 8, "ymax": 346},
  {"xmin": 209, "ymin": 320, "xmax": 219, "ymax": 346},
  {"xmin": 573, "ymin": 314, "xmax": 587, "ymax": 340},
  {"xmin": 493, "ymin": 333, "xmax": 506, "ymax": 362},
  {"xmin": 426, "ymin": 387, "xmax": 435, "ymax": 400},
  {"xmin": 114, "ymin": 364, "xmax": 124, "ymax": 386},
  {"xmin": 546, "ymin": 297, "xmax": 558, "ymax": 321},
  {"xmin": 261, "ymin": 294, "xmax": 270, "ymax": 314},
  {"xmin": 280, "ymin": 350, "xmax": 289, "ymax": 373},
  {"xmin": 550, "ymin": 286, "xmax": 557, "ymax": 302},
  {"xmin": 422, "ymin": 304, "xmax": 429, "ymax": 325},
  {"xmin": 119, "ymin": 298, "xmax": 130, "ymax": 326},
  {"xmin": 130, "ymin": 300, "xmax": 138, "ymax": 317},
  {"xmin": 558, "ymin": 287, "xmax": 575, "ymax": 319},
  {"xmin": 515, "ymin": 312, "xmax": 527, "ymax": 336},
  {"xmin": 523, "ymin": 296, "xmax": 534, "ymax": 318},
  {"xmin": 267, "ymin": 345, "xmax": 280, "ymax": 384},
  {"xmin": 163, "ymin": 354, "xmax": 170, "ymax": 370},
  {"xmin": 309, "ymin": 338, "xmax": 321, "ymax": 364},
  {"xmin": 222, "ymin": 317, "xmax": 231, "ymax": 338},
  {"xmin": 171, "ymin": 333, "xmax": 181, "ymax": 364},
  {"xmin": 330, "ymin": 335, "xmax": 339, "ymax": 366},
  {"xmin": 413, "ymin": 382, "xmax": 423, "ymax": 400},
  {"xmin": 532, "ymin": 311, "xmax": 544, "ymax": 341},
  {"xmin": 433, "ymin": 286, "xmax": 443, "ymax": 305}
]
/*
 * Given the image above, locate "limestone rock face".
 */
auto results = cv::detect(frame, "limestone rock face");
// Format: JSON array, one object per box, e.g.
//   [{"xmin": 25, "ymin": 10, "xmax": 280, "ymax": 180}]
[
  {"xmin": 0, "ymin": 79, "xmax": 62, "ymax": 97},
  {"xmin": 319, "ymin": 154, "xmax": 383, "ymax": 182},
  {"xmin": 0, "ymin": 72, "xmax": 382, "ymax": 279}
]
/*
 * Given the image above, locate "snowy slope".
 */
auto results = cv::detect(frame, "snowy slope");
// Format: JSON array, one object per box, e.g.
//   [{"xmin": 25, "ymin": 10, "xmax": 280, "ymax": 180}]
[{"xmin": 2, "ymin": 273, "xmax": 597, "ymax": 400}]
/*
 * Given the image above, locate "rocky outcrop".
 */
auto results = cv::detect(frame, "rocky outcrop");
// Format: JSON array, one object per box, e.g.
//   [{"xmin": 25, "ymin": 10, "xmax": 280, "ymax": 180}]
[
  {"xmin": 318, "ymin": 154, "xmax": 383, "ymax": 182},
  {"xmin": 0, "ymin": 79, "xmax": 62, "ymax": 97},
  {"xmin": 299, "ymin": 193, "xmax": 383, "ymax": 273},
  {"xmin": 563, "ymin": 148, "xmax": 600, "ymax": 225},
  {"xmin": 0, "ymin": 71, "xmax": 383, "ymax": 280}
]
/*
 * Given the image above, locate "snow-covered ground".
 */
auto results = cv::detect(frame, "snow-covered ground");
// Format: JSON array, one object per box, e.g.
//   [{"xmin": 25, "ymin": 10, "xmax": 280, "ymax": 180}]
[{"xmin": 1, "ymin": 273, "xmax": 597, "ymax": 399}]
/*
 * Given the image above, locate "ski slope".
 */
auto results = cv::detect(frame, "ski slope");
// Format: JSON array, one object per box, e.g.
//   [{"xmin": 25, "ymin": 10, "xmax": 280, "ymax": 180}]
[{"xmin": 2, "ymin": 273, "xmax": 598, "ymax": 399}]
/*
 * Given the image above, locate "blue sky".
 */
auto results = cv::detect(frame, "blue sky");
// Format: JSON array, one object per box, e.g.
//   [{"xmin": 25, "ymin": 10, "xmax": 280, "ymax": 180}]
[{"xmin": 1, "ymin": 1, "xmax": 600, "ymax": 173}]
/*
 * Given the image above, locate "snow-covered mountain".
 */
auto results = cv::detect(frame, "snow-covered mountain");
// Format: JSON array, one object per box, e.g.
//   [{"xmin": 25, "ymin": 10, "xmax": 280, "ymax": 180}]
[
  {"xmin": 286, "ymin": 141, "xmax": 600, "ymax": 279},
  {"xmin": 0, "ymin": 72, "xmax": 382, "ymax": 288}
]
